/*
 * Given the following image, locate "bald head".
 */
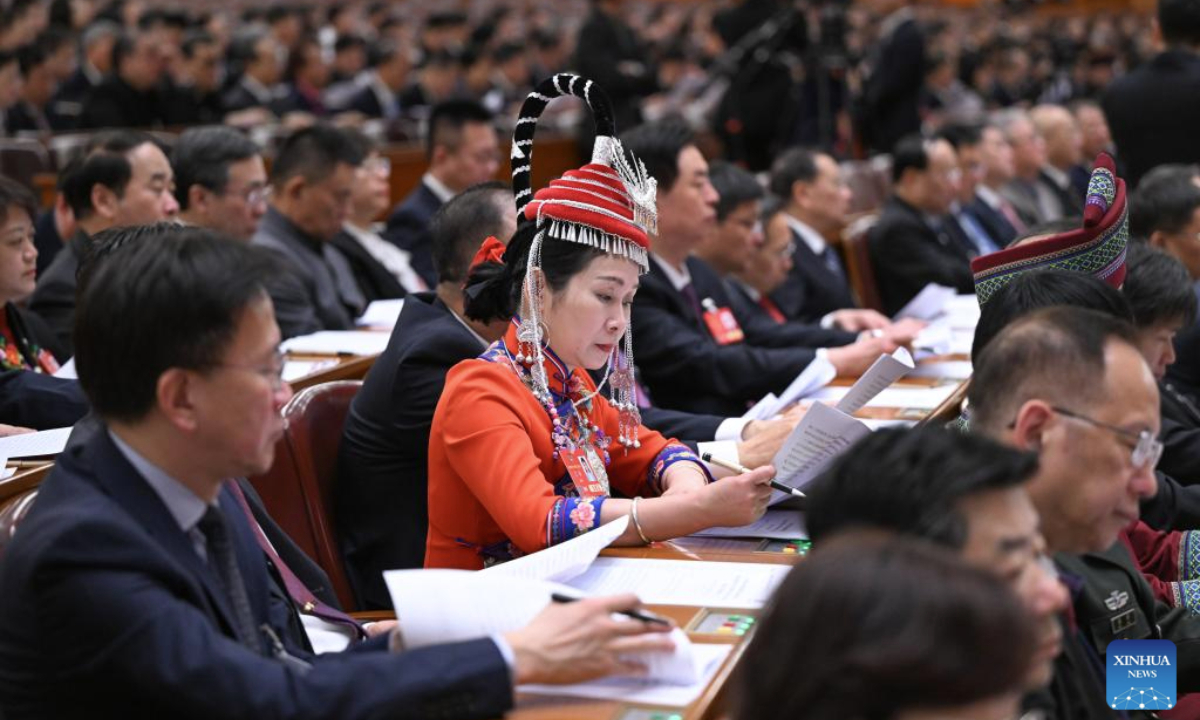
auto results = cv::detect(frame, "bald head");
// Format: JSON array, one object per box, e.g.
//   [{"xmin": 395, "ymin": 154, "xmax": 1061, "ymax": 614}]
[{"xmin": 1029, "ymin": 105, "xmax": 1082, "ymax": 172}]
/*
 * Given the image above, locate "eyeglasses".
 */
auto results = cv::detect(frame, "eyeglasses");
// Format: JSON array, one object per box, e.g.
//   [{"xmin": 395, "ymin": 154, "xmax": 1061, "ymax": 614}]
[
  {"xmin": 210, "ymin": 350, "xmax": 287, "ymax": 391},
  {"xmin": 244, "ymin": 185, "xmax": 272, "ymax": 206},
  {"xmin": 1051, "ymin": 405, "xmax": 1163, "ymax": 470},
  {"xmin": 362, "ymin": 157, "xmax": 391, "ymax": 176}
]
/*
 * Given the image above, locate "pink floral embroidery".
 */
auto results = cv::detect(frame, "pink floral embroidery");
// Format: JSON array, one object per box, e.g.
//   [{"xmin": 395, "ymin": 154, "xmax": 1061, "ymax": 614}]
[{"xmin": 569, "ymin": 500, "xmax": 596, "ymax": 532}]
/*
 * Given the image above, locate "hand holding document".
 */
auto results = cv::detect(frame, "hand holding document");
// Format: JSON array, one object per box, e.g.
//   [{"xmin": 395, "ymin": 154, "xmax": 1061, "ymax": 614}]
[{"xmin": 831, "ymin": 346, "xmax": 914, "ymax": 415}]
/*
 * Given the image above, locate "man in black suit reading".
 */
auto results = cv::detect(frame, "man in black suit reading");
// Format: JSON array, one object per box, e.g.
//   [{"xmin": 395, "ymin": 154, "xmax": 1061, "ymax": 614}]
[
  {"xmin": 868, "ymin": 134, "xmax": 976, "ymax": 315},
  {"xmin": 384, "ymin": 100, "xmax": 499, "ymax": 286},
  {"xmin": 0, "ymin": 224, "xmax": 673, "ymax": 719}
]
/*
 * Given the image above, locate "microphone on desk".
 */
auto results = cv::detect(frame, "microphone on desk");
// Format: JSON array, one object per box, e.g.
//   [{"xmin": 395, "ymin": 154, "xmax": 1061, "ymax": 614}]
[{"xmin": 700, "ymin": 453, "xmax": 805, "ymax": 498}]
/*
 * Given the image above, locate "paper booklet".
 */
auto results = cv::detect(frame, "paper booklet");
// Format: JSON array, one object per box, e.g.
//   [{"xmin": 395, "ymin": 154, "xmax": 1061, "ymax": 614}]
[
  {"xmin": 743, "ymin": 358, "xmax": 838, "ymax": 420},
  {"xmin": 691, "ymin": 508, "xmax": 806, "ymax": 540},
  {"xmin": 831, "ymin": 346, "xmax": 914, "ymax": 415},
  {"xmin": 280, "ymin": 330, "xmax": 391, "ymax": 356},
  {"xmin": 768, "ymin": 401, "xmax": 871, "ymax": 505},
  {"xmin": 894, "ymin": 283, "xmax": 956, "ymax": 321}
]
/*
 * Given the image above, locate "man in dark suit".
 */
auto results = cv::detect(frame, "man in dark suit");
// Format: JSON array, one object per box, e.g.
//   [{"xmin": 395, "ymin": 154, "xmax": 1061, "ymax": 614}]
[
  {"xmin": 222, "ymin": 29, "xmax": 290, "ymax": 117},
  {"xmin": 0, "ymin": 224, "xmax": 672, "ymax": 718},
  {"xmin": 868, "ymin": 135, "xmax": 976, "ymax": 315},
  {"xmin": 968, "ymin": 123, "xmax": 1025, "ymax": 248},
  {"xmin": 31, "ymin": 131, "xmax": 179, "ymax": 354},
  {"xmin": 623, "ymin": 121, "xmax": 892, "ymax": 417},
  {"xmin": 937, "ymin": 124, "xmax": 1004, "ymax": 259},
  {"xmin": 996, "ymin": 109, "xmax": 1056, "ymax": 229},
  {"xmin": 384, "ymin": 99, "xmax": 498, "ymax": 286},
  {"xmin": 341, "ymin": 41, "xmax": 410, "ymax": 120},
  {"xmin": 1104, "ymin": 0, "xmax": 1200, "ymax": 188},
  {"xmin": 78, "ymin": 30, "xmax": 169, "ymax": 129},
  {"xmin": 1030, "ymin": 104, "xmax": 1086, "ymax": 218},
  {"xmin": 571, "ymin": 0, "xmax": 656, "ymax": 141},
  {"xmin": 252, "ymin": 125, "xmax": 367, "ymax": 339},
  {"xmin": 49, "ymin": 20, "xmax": 118, "ymax": 129},
  {"xmin": 860, "ymin": 3, "xmax": 926, "ymax": 155},
  {"xmin": 1129, "ymin": 165, "xmax": 1200, "ymax": 405}
]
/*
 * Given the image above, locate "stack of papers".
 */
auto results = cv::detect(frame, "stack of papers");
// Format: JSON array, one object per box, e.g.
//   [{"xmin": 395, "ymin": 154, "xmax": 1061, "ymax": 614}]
[
  {"xmin": 0, "ymin": 426, "xmax": 72, "ymax": 458},
  {"xmin": 355, "ymin": 299, "xmax": 405, "ymax": 328},
  {"xmin": 691, "ymin": 509, "xmax": 806, "ymax": 540},
  {"xmin": 384, "ymin": 516, "xmax": 786, "ymax": 705},
  {"xmin": 768, "ymin": 402, "xmax": 871, "ymax": 504},
  {"xmin": 281, "ymin": 330, "xmax": 391, "ymax": 356}
]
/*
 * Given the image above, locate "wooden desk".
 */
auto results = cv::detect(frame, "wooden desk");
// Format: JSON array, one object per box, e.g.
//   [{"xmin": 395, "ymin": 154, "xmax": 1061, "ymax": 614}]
[
  {"xmin": 505, "ymin": 539, "xmax": 802, "ymax": 720},
  {"xmin": 0, "ymin": 461, "xmax": 53, "ymax": 504},
  {"xmin": 285, "ymin": 353, "xmax": 379, "ymax": 392}
]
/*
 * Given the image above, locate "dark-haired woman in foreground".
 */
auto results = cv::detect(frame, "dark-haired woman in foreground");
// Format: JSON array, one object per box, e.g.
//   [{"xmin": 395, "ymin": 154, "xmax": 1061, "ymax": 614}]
[{"xmin": 424, "ymin": 75, "xmax": 773, "ymax": 570}]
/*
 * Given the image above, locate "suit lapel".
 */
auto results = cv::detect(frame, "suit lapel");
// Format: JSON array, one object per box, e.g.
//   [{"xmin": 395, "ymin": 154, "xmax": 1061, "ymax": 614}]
[
  {"xmin": 88, "ymin": 433, "xmax": 252, "ymax": 642},
  {"xmin": 647, "ymin": 259, "xmax": 700, "ymax": 324}
]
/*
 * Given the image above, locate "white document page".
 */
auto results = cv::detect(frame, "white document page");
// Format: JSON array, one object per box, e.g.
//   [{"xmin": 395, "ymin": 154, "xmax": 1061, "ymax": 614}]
[
  {"xmin": 691, "ymin": 509, "xmax": 806, "ymax": 540},
  {"xmin": 386, "ymin": 566, "xmax": 698, "ymax": 684},
  {"xmin": 805, "ymin": 383, "xmax": 959, "ymax": 410},
  {"xmin": 908, "ymin": 360, "xmax": 973, "ymax": 381},
  {"xmin": 833, "ymin": 347, "xmax": 914, "ymax": 415},
  {"xmin": 355, "ymin": 299, "xmax": 405, "ymax": 328},
  {"xmin": 566, "ymin": 558, "xmax": 790, "ymax": 608},
  {"xmin": 741, "ymin": 393, "xmax": 779, "ymax": 421},
  {"xmin": 0, "ymin": 426, "xmax": 71, "ymax": 458},
  {"xmin": 52, "ymin": 357, "xmax": 76, "ymax": 379},
  {"xmin": 769, "ymin": 402, "xmax": 871, "ymax": 503},
  {"xmin": 281, "ymin": 330, "xmax": 390, "ymax": 356},
  {"xmin": 762, "ymin": 358, "xmax": 838, "ymax": 417},
  {"xmin": 281, "ymin": 359, "xmax": 338, "ymax": 383},
  {"xmin": 894, "ymin": 283, "xmax": 956, "ymax": 320},
  {"xmin": 482, "ymin": 516, "xmax": 629, "ymax": 583},
  {"xmin": 520, "ymin": 642, "xmax": 733, "ymax": 706},
  {"xmin": 386, "ymin": 569, "xmax": 575, "ymax": 648}
]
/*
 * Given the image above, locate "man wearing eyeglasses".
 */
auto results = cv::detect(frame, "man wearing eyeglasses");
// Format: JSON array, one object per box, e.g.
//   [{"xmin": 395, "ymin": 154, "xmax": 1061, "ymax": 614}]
[
  {"xmin": 173, "ymin": 126, "xmax": 269, "ymax": 243},
  {"xmin": 969, "ymin": 306, "xmax": 1200, "ymax": 711}
]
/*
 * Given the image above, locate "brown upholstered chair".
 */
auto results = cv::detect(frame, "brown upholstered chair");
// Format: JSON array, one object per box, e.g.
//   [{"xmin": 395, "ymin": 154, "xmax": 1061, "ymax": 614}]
[
  {"xmin": 249, "ymin": 380, "xmax": 362, "ymax": 610},
  {"xmin": 841, "ymin": 213, "xmax": 883, "ymax": 312},
  {"xmin": 0, "ymin": 139, "xmax": 51, "ymax": 194}
]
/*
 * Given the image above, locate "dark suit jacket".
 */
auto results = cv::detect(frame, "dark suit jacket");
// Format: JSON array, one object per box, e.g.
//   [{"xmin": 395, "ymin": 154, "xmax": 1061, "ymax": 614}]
[
  {"xmin": 769, "ymin": 225, "xmax": 857, "ymax": 322},
  {"xmin": 78, "ymin": 76, "xmax": 166, "ymax": 129},
  {"xmin": 384, "ymin": 182, "xmax": 442, "ymax": 288},
  {"xmin": 48, "ymin": 67, "xmax": 98, "ymax": 130},
  {"xmin": 861, "ymin": 14, "xmax": 925, "ymax": 154},
  {"xmin": 344, "ymin": 84, "xmax": 396, "ymax": 119},
  {"xmin": 1168, "ymin": 312, "xmax": 1200, "ymax": 408},
  {"xmin": 29, "ymin": 229, "xmax": 86, "ymax": 355},
  {"xmin": 0, "ymin": 369, "xmax": 87, "ymax": 429},
  {"xmin": 329, "ymin": 230, "xmax": 407, "ymax": 303},
  {"xmin": 1160, "ymin": 381, "xmax": 1200, "ymax": 486},
  {"xmin": 0, "ymin": 429, "xmax": 513, "ymax": 719},
  {"xmin": 866, "ymin": 196, "xmax": 976, "ymax": 316},
  {"xmin": 337, "ymin": 294, "xmax": 485, "ymax": 607},
  {"xmin": 32, "ymin": 208, "xmax": 63, "ymax": 278},
  {"xmin": 966, "ymin": 195, "xmax": 1019, "ymax": 248},
  {"xmin": 251, "ymin": 208, "xmax": 362, "ymax": 339},
  {"xmin": 632, "ymin": 255, "xmax": 853, "ymax": 416},
  {"xmin": 1103, "ymin": 49, "xmax": 1200, "ymax": 188}
]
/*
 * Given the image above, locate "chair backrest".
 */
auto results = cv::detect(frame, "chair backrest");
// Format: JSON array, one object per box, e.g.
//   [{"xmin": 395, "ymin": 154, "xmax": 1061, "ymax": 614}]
[
  {"xmin": 0, "ymin": 139, "xmax": 51, "ymax": 193},
  {"xmin": 922, "ymin": 379, "xmax": 972, "ymax": 427},
  {"xmin": 249, "ymin": 380, "xmax": 361, "ymax": 610},
  {"xmin": 0, "ymin": 488, "xmax": 38, "ymax": 562},
  {"xmin": 841, "ymin": 213, "xmax": 883, "ymax": 312}
]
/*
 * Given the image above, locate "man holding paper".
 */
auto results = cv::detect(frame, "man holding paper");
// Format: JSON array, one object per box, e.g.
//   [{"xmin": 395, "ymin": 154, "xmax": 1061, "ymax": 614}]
[{"xmin": 0, "ymin": 227, "xmax": 675, "ymax": 719}]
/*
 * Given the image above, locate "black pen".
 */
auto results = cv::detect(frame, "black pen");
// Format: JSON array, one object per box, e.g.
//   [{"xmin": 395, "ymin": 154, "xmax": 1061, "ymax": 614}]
[
  {"xmin": 700, "ymin": 452, "xmax": 806, "ymax": 498},
  {"xmin": 550, "ymin": 593, "xmax": 671, "ymax": 626}
]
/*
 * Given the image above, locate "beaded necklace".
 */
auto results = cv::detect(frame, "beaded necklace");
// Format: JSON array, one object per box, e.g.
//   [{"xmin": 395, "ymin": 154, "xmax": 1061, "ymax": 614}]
[{"xmin": 498, "ymin": 341, "xmax": 613, "ymax": 470}]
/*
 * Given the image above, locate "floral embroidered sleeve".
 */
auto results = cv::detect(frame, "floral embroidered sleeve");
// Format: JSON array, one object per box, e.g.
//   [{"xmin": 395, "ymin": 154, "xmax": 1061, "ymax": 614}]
[
  {"xmin": 546, "ymin": 496, "xmax": 608, "ymax": 547},
  {"xmin": 646, "ymin": 445, "xmax": 713, "ymax": 495}
]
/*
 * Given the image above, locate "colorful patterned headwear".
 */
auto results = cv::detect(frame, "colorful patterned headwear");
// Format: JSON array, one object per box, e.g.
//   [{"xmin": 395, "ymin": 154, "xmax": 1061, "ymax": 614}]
[
  {"xmin": 504, "ymin": 73, "xmax": 656, "ymax": 448},
  {"xmin": 970, "ymin": 153, "xmax": 1128, "ymax": 306}
]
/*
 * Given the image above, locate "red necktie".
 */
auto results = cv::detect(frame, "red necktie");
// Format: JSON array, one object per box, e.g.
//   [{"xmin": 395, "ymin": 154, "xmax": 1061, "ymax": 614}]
[{"xmin": 758, "ymin": 296, "xmax": 787, "ymax": 324}]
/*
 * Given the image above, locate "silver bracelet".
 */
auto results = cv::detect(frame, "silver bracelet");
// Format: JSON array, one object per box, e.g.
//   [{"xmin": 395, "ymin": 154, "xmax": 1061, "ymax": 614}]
[{"xmin": 630, "ymin": 497, "xmax": 652, "ymax": 545}]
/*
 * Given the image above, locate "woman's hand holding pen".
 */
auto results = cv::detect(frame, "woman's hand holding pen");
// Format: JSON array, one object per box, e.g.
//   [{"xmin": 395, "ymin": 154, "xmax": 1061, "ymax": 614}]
[{"xmin": 699, "ymin": 465, "xmax": 776, "ymax": 527}]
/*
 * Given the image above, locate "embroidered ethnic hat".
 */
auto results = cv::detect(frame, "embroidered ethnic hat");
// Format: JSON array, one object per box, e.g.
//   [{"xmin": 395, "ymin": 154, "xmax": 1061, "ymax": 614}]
[
  {"xmin": 504, "ymin": 73, "xmax": 658, "ymax": 448},
  {"xmin": 970, "ymin": 153, "xmax": 1128, "ymax": 306}
]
